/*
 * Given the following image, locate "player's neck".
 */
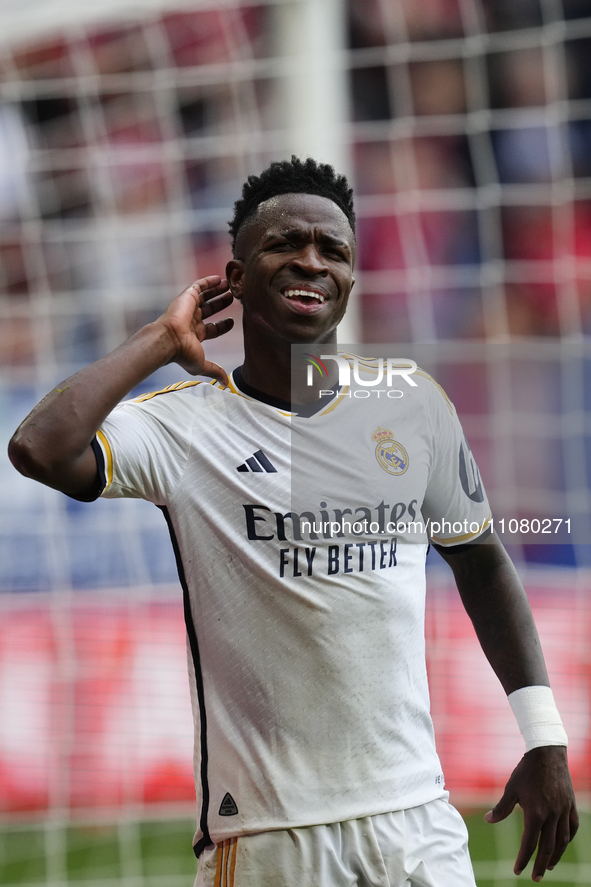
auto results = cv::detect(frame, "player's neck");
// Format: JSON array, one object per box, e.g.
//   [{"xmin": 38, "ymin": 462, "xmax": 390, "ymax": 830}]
[
  {"xmin": 240, "ymin": 346, "xmax": 292, "ymax": 403},
  {"xmin": 241, "ymin": 332, "xmax": 338, "ymax": 406}
]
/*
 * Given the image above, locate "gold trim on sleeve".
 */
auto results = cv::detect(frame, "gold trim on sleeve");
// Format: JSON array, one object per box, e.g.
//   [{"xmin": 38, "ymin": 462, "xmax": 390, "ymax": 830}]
[
  {"xmin": 96, "ymin": 429, "xmax": 114, "ymax": 491},
  {"xmin": 132, "ymin": 380, "xmax": 203, "ymax": 403}
]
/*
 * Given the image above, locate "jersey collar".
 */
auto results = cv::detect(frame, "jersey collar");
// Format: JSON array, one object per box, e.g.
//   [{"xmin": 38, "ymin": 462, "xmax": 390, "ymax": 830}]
[{"xmin": 230, "ymin": 366, "xmax": 340, "ymax": 418}]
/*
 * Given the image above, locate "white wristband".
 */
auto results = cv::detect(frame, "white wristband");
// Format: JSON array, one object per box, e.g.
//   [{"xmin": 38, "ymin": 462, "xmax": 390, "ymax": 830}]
[{"xmin": 508, "ymin": 685, "xmax": 568, "ymax": 753}]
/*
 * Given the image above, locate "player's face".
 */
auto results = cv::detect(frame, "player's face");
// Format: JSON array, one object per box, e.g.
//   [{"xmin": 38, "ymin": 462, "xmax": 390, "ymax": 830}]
[{"xmin": 227, "ymin": 193, "xmax": 356, "ymax": 345}]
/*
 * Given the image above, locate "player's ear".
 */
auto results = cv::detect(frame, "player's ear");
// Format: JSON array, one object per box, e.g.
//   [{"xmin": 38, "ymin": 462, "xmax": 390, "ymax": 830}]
[{"xmin": 226, "ymin": 259, "xmax": 245, "ymax": 302}]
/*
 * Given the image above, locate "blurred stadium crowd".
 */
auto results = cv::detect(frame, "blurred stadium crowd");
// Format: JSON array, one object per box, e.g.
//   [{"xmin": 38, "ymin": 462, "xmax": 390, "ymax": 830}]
[{"xmin": 1, "ymin": 0, "xmax": 590, "ymax": 370}]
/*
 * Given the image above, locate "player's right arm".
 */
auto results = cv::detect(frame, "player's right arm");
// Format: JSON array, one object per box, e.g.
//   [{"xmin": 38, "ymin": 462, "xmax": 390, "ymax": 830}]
[{"xmin": 8, "ymin": 276, "xmax": 233, "ymax": 500}]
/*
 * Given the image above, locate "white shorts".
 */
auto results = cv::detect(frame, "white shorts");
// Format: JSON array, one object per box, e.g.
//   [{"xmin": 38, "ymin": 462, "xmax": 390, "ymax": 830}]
[{"xmin": 194, "ymin": 797, "xmax": 477, "ymax": 887}]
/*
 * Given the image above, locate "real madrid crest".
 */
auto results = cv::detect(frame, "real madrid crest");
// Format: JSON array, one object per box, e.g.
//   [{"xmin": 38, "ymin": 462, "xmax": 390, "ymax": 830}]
[{"xmin": 373, "ymin": 427, "xmax": 409, "ymax": 476}]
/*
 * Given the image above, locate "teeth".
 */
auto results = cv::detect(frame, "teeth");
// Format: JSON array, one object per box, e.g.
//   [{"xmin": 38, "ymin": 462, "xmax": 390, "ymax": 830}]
[{"xmin": 284, "ymin": 289, "xmax": 325, "ymax": 303}]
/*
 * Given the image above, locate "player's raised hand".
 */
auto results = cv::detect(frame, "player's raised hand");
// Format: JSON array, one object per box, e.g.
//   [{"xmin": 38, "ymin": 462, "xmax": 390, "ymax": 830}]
[
  {"xmin": 485, "ymin": 746, "xmax": 578, "ymax": 881},
  {"xmin": 155, "ymin": 276, "xmax": 234, "ymax": 382},
  {"xmin": 8, "ymin": 276, "xmax": 234, "ymax": 498}
]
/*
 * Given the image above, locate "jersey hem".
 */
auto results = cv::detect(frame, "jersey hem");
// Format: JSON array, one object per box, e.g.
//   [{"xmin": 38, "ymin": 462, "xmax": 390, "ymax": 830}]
[{"xmin": 197, "ymin": 784, "xmax": 449, "ymax": 852}]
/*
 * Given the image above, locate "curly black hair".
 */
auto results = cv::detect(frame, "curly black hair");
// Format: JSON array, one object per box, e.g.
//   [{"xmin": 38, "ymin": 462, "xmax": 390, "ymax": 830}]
[{"xmin": 229, "ymin": 156, "xmax": 355, "ymax": 254}]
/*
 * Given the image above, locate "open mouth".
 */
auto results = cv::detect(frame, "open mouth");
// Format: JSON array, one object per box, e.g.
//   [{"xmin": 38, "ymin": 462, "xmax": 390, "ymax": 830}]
[
  {"xmin": 284, "ymin": 288, "xmax": 326, "ymax": 304},
  {"xmin": 281, "ymin": 287, "xmax": 329, "ymax": 314}
]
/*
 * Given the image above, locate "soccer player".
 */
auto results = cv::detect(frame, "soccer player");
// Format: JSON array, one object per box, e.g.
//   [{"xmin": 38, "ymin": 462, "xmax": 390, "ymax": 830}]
[{"xmin": 9, "ymin": 157, "xmax": 577, "ymax": 885}]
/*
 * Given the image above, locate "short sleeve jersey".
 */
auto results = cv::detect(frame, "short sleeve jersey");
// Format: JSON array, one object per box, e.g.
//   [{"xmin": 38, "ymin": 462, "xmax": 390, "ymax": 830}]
[{"xmin": 95, "ymin": 359, "xmax": 490, "ymax": 853}]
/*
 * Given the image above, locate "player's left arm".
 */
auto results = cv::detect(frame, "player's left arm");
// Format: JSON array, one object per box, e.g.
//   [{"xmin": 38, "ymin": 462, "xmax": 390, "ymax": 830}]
[{"xmin": 437, "ymin": 533, "xmax": 579, "ymax": 882}]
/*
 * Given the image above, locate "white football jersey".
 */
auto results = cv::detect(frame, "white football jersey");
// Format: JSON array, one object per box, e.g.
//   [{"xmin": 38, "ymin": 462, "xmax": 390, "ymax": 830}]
[{"xmin": 95, "ymin": 361, "xmax": 490, "ymax": 854}]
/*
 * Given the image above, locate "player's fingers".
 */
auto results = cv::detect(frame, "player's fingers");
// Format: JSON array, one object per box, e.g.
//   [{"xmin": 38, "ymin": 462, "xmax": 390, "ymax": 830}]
[
  {"xmin": 181, "ymin": 278, "xmax": 229, "ymax": 313},
  {"xmin": 200, "ymin": 359, "xmax": 230, "ymax": 387},
  {"xmin": 204, "ymin": 317, "xmax": 234, "ymax": 340},
  {"xmin": 197, "ymin": 277, "xmax": 229, "ymax": 303},
  {"xmin": 181, "ymin": 275, "xmax": 222, "ymax": 302},
  {"xmin": 485, "ymin": 790, "xmax": 517, "ymax": 824},
  {"xmin": 547, "ymin": 811, "xmax": 572, "ymax": 870},
  {"xmin": 185, "ymin": 275, "xmax": 223, "ymax": 294},
  {"xmin": 514, "ymin": 813, "xmax": 544, "ymax": 876},
  {"xmin": 569, "ymin": 805, "xmax": 580, "ymax": 841},
  {"xmin": 531, "ymin": 817, "xmax": 560, "ymax": 881},
  {"xmin": 200, "ymin": 291, "xmax": 234, "ymax": 320}
]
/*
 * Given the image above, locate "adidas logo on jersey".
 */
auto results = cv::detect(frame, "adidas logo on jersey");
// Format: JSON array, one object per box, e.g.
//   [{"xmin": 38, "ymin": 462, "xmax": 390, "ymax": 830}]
[
  {"xmin": 236, "ymin": 450, "xmax": 277, "ymax": 473},
  {"xmin": 219, "ymin": 792, "xmax": 239, "ymax": 816}
]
